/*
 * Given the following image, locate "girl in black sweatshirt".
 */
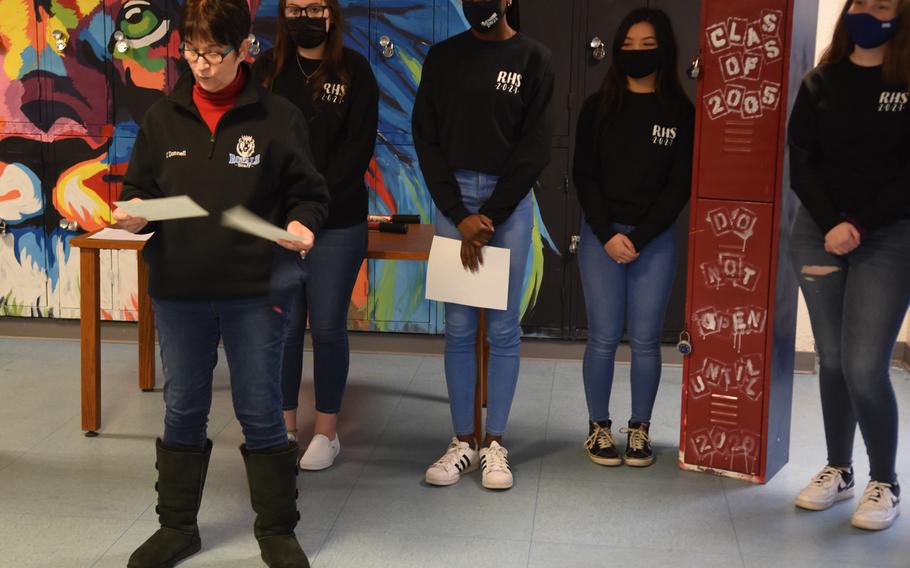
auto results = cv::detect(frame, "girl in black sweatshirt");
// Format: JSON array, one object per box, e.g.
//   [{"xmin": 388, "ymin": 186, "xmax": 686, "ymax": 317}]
[
  {"xmin": 573, "ymin": 8, "xmax": 694, "ymax": 469},
  {"xmin": 254, "ymin": 0, "xmax": 379, "ymax": 473},
  {"xmin": 788, "ymin": 0, "xmax": 909, "ymax": 531},
  {"xmin": 413, "ymin": 0, "xmax": 554, "ymax": 491}
]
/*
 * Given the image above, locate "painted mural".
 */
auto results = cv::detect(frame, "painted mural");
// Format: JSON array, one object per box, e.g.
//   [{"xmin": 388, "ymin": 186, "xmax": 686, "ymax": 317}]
[{"xmin": 0, "ymin": 0, "xmax": 557, "ymax": 333}]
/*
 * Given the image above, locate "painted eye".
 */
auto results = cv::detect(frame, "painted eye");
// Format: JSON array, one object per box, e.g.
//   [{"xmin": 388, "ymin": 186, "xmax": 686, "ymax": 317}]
[{"xmin": 117, "ymin": 0, "xmax": 169, "ymax": 48}]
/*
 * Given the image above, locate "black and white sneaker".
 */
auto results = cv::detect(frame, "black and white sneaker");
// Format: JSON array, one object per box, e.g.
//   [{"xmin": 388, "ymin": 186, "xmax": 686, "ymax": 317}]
[
  {"xmin": 851, "ymin": 480, "xmax": 901, "ymax": 531},
  {"xmin": 621, "ymin": 422, "xmax": 654, "ymax": 467},
  {"xmin": 480, "ymin": 441, "xmax": 513, "ymax": 490},
  {"xmin": 585, "ymin": 421, "xmax": 622, "ymax": 466},
  {"xmin": 425, "ymin": 438, "xmax": 479, "ymax": 486},
  {"xmin": 794, "ymin": 465, "xmax": 855, "ymax": 511}
]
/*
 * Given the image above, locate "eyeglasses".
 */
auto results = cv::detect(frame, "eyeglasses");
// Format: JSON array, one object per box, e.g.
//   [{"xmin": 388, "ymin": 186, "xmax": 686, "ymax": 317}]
[
  {"xmin": 179, "ymin": 42, "xmax": 234, "ymax": 65},
  {"xmin": 285, "ymin": 4, "xmax": 329, "ymax": 19}
]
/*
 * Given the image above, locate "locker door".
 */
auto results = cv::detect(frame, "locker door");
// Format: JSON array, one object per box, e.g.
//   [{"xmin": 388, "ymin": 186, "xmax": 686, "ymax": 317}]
[
  {"xmin": 513, "ymin": 0, "xmax": 576, "ymax": 336},
  {"xmin": 0, "ymin": 3, "xmax": 43, "ymax": 138},
  {"xmin": 46, "ymin": 135, "xmax": 115, "ymax": 318},
  {"xmin": 0, "ymin": 136, "xmax": 50, "ymax": 316},
  {"xmin": 109, "ymin": 0, "xmax": 181, "ymax": 134},
  {"xmin": 362, "ymin": 0, "xmax": 438, "ymax": 332},
  {"xmin": 370, "ymin": 0, "xmax": 436, "ymax": 142},
  {"xmin": 36, "ymin": 0, "xmax": 113, "ymax": 139},
  {"xmin": 683, "ymin": 199, "xmax": 774, "ymax": 475}
]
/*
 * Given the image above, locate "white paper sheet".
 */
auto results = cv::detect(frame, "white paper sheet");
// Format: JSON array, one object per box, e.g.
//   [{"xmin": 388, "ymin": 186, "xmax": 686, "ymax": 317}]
[
  {"xmin": 113, "ymin": 196, "xmax": 208, "ymax": 221},
  {"xmin": 221, "ymin": 205, "xmax": 307, "ymax": 243},
  {"xmin": 425, "ymin": 236, "xmax": 510, "ymax": 310},
  {"xmin": 88, "ymin": 227, "xmax": 154, "ymax": 242}
]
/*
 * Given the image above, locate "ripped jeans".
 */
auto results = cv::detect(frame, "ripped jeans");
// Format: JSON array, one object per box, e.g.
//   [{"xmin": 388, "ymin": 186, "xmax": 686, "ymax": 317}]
[{"xmin": 790, "ymin": 207, "xmax": 910, "ymax": 483}]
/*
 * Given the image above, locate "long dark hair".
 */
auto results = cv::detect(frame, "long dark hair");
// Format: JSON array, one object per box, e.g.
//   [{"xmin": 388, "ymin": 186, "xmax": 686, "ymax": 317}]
[
  {"xmin": 260, "ymin": 0, "xmax": 349, "ymax": 100},
  {"xmin": 506, "ymin": 0, "xmax": 520, "ymax": 30},
  {"xmin": 820, "ymin": 0, "xmax": 910, "ymax": 85},
  {"xmin": 596, "ymin": 8, "xmax": 689, "ymax": 123}
]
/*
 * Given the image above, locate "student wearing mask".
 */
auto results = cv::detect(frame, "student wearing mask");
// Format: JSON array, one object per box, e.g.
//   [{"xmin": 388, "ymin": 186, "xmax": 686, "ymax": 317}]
[
  {"xmin": 113, "ymin": 0, "xmax": 329, "ymax": 565},
  {"xmin": 254, "ymin": 0, "xmax": 379, "ymax": 471},
  {"xmin": 789, "ymin": 0, "xmax": 909, "ymax": 531},
  {"xmin": 573, "ymin": 8, "xmax": 694, "ymax": 468},
  {"xmin": 413, "ymin": 0, "xmax": 554, "ymax": 490}
]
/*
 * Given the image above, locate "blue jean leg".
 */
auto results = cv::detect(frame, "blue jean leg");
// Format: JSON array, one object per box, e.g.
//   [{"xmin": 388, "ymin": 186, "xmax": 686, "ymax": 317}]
[
  {"xmin": 435, "ymin": 170, "xmax": 533, "ymax": 437},
  {"xmin": 578, "ymin": 221, "xmax": 677, "ymax": 424},
  {"xmin": 790, "ymin": 208, "xmax": 910, "ymax": 482},
  {"xmin": 155, "ymin": 297, "xmax": 288, "ymax": 450},
  {"xmin": 155, "ymin": 300, "xmax": 220, "ymax": 448},
  {"xmin": 274, "ymin": 223, "xmax": 368, "ymax": 413}
]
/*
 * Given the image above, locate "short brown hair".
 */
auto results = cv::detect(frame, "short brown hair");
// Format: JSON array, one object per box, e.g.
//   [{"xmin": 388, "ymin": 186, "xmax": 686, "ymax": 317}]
[
  {"xmin": 179, "ymin": 0, "xmax": 251, "ymax": 51},
  {"xmin": 820, "ymin": 0, "xmax": 910, "ymax": 85}
]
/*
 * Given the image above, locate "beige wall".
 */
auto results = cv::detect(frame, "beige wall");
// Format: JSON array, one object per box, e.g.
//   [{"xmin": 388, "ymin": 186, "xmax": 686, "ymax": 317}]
[{"xmin": 795, "ymin": 0, "xmax": 910, "ymax": 355}]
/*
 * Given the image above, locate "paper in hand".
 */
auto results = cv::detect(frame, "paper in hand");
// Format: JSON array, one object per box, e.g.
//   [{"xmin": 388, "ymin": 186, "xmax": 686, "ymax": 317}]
[
  {"xmin": 113, "ymin": 196, "xmax": 208, "ymax": 221},
  {"xmin": 425, "ymin": 236, "xmax": 510, "ymax": 310},
  {"xmin": 221, "ymin": 205, "xmax": 306, "ymax": 243}
]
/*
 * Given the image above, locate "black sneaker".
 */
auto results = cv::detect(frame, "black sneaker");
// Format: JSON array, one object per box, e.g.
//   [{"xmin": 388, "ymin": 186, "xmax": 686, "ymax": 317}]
[
  {"xmin": 584, "ymin": 420, "xmax": 622, "ymax": 466},
  {"xmin": 621, "ymin": 421, "xmax": 654, "ymax": 467}
]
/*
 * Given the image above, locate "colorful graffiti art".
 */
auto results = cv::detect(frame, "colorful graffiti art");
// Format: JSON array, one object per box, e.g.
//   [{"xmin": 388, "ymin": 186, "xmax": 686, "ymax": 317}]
[{"xmin": 0, "ymin": 0, "xmax": 557, "ymax": 332}]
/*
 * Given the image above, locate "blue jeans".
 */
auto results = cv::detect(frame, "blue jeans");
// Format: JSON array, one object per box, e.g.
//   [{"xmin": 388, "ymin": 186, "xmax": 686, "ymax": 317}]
[
  {"xmin": 153, "ymin": 296, "xmax": 288, "ymax": 451},
  {"xmin": 435, "ymin": 170, "xmax": 533, "ymax": 437},
  {"xmin": 578, "ymin": 221, "xmax": 677, "ymax": 424},
  {"xmin": 790, "ymin": 207, "xmax": 910, "ymax": 483},
  {"xmin": 272, "ymin": 224, "xmax": 368, "ymax": 413}
]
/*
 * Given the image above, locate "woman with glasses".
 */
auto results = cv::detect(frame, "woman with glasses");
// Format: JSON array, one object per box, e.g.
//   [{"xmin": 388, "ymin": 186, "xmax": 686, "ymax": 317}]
[
  {"xmin": 254, "ymin": 0, "xmax": 378, "ymax": 471},
  {"xmin": 113, "ymin": 0, "xmax": 328, "ymax": 566},
  {"xmin": 413, "ymin": 0, "xmax": 554, "ymax": 490}
]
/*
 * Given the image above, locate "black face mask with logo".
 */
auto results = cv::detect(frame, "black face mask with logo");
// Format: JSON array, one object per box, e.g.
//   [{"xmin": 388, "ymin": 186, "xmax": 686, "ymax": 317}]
[
  {"xmin": 463, "ymin": 0, "xmax": 505, "ymax": 34},
  {"xmin": 287, "ymin": 16, "xmax": 330, "ymax": 49},
  {"xmin": 616, "ymin": 48, "xmax": 662, "ymax": 79}
]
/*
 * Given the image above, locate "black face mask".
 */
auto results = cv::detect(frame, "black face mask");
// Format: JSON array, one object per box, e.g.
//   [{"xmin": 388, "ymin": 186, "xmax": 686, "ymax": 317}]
[
  {"xmin": 287, "ymin": 17, "xmax": 329, "ymax": 49},
  {"xmin": 616, "ymin": 48, "xmax": 662, "ymax": 79},
  {"xmin": 463, "ymin": 0, "xmax": 504, "ymax": 34}
]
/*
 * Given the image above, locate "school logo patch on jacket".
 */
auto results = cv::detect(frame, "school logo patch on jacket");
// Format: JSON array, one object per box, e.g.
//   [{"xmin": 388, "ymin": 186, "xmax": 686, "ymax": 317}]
[{"xmin": 229, "ymin": 135, "xmax": 261, "ymax": 168}]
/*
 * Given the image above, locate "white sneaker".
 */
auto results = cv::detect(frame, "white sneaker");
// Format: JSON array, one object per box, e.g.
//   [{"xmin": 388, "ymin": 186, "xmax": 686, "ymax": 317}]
[
  {"xmin": 425, "ymin": 438, "xmax": 479, "ymax": 486},
  {"xmin": 851, "ymin": 481, "xmax": 901, "ymax": 531},
  {"xmin": 794, "ymin": 466, "xmax": 855, "ymax": 511},
  {"xmin": 298, "ymin": 434, "xmax": 340, "ymax": 471},
  {"xmin": 480, "ymin": 441, "xmax": 513, "ymax": 490}
]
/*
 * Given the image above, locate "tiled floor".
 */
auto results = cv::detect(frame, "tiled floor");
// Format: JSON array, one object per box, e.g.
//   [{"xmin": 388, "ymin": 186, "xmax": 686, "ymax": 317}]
[{"xmin": 1, "ymin": 337, "xmax": 908, "ymax": 567}]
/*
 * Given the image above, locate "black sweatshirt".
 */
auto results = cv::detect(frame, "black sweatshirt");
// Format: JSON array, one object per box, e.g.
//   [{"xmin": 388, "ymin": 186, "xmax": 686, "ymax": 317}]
[
  {"xmin": 412, "ymin": 31, "xmax": 555, "ymax": 227},
  {"xmin": 253, "ymin": 47, "xmax": 378, "ymax": 229},
  {"xmin": 119, "ymin": 63, "xmax": 330, "ymax": 300},
  {"xmin": 573, "ymin": 91, "xmax": 695, "ymax": 250},
  {"xmin": 789, "ymin": 60, "xmax": 910, "ymax": 233}
]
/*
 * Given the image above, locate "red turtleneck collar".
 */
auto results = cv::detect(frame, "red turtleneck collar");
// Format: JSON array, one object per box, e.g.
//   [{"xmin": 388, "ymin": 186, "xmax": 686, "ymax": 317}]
[{"xmin": 192, "ymin": 65, "xmax": 247, "ymax": 135}]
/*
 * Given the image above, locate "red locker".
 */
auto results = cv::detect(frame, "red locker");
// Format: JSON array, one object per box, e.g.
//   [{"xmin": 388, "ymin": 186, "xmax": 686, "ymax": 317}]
[{"xmin": 679, "ymin": 0, "xmax": 819, "ymax": 482}]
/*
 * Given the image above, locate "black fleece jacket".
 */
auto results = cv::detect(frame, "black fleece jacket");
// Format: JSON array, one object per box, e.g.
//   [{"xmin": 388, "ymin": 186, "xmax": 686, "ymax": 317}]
[{"xmin": 119, "ymin": 64, "xmax": 329, "ymax": 300}]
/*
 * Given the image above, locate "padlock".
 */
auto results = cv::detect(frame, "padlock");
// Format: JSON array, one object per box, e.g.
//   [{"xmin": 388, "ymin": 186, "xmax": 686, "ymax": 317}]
[{"xmin": 677, "ymin": 331, "xmax": 693, "ymax": 356}]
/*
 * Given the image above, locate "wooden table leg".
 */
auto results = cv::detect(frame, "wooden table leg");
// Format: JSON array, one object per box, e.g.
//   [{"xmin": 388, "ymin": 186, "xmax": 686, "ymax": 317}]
[
  {"xmin": 137, "ymin": 255, "xmax": 155, "ymax": 392},
  {"xmin": 80, "ymin": 248, "xmax": 101, "ymax": 437},
  {"xmin": 474, "ymin": 309, "xmax": 489, "ymax": 441}
]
